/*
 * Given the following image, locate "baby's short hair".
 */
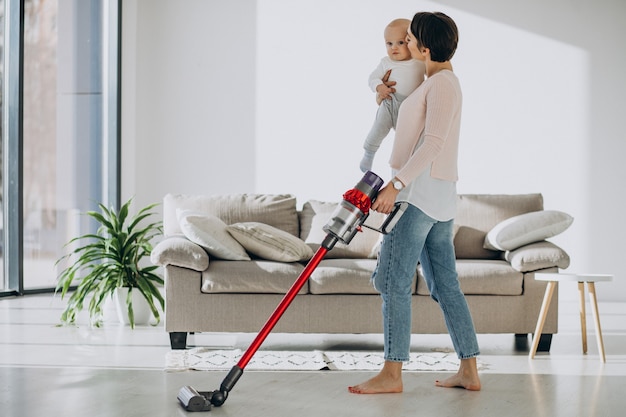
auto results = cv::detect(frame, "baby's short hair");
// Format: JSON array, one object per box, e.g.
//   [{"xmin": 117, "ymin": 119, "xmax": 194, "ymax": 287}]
[{"xmin": 386, "ymin": 18, "xmax": 411, "ymax": 31}]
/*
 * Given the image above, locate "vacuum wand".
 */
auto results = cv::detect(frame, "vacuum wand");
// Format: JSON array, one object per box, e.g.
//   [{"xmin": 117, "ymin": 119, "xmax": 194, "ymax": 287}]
[{"xmin": 177, "ymin": 171, "xmax": 406, "ymax": 411}]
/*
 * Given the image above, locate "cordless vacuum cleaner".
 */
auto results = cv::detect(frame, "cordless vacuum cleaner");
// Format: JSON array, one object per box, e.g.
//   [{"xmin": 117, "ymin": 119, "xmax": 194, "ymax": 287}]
[{"xmin": 177, "ymin": 171, "xmax": 408, "ymax": 412}]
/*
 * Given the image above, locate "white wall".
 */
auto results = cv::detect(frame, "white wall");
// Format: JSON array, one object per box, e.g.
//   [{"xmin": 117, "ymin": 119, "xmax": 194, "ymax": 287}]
[
  {"xmin": 122, "ymin": 0, "xmax": 626, "ymax": 301},
  {"xmin": 121, "ymin": 0, "xmax": 257, "ymax": 199}
]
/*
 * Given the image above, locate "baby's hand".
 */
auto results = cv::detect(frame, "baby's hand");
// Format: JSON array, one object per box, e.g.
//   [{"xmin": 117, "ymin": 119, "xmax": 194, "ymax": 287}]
[{"xmin": 360, "ymin": 151, "xmax": 376, "ymax": 173}]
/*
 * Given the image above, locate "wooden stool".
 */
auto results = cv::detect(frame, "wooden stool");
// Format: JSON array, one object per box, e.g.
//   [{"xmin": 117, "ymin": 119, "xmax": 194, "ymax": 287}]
[{"xmin": 529, "ymin": 273, "xmax": 613, "ymax": 363}]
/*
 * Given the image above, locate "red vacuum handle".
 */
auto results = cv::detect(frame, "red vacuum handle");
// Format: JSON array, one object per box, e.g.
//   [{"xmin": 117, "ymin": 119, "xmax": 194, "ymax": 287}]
[{"xmin": 237, "ymin": 244, "xmax": 329, "ymax": 368}]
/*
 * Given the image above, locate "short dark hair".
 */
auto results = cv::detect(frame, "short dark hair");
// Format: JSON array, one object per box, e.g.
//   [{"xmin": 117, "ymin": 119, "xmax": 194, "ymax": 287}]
[{"xmin": 410, "ymin": 12, "xmax": 458, "ymax": 62}]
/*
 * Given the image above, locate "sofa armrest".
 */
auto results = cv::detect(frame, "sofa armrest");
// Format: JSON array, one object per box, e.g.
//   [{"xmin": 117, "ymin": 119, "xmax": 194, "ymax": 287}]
[
  {"xmin": 150, "ymin": 235, "xmax": 209, "ymax": 271},
  {"xmin": 504, "ymin": 241, "xmax": 570, "ymax": 272}
]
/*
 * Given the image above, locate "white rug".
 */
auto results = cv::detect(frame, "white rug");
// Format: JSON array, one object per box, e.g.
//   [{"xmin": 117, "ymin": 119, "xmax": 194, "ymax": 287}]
[
  {"xmin": 165, "ymin": 348, "xmax": 487, "ymax": 372},
  {"xmin": 166, "ymin": 348, "xmax": 326, "ymax": 371}
]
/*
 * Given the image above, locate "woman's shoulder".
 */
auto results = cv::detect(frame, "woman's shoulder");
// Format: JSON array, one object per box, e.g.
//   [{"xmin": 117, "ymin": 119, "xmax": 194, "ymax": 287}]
[
  {"xmin": 426, "ymin": 70, "xmax": 460, "ymax": 91},
  {"xmin": 431, "ymin": 71, "xmax": 462, "ymax": 106}
]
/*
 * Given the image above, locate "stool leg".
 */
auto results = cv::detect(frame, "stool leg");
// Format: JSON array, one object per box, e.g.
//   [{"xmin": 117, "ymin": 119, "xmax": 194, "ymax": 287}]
[
  {"xmin": 578, "ymin": 282, "xmax": 587, "ymax": 354},
  {"xmin": 587, "ymin": 282, "xmax": 607, "ymax": 363},
  {"xmin": 530, "ymin": 281, "xmax": 556, "ymax": 359}
]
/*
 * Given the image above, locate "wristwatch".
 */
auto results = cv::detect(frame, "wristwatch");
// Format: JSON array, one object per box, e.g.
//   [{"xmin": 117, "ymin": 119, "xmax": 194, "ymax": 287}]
[{"xmin": 392, "ymin": 178, "xmax": 404, "ymax": 191}]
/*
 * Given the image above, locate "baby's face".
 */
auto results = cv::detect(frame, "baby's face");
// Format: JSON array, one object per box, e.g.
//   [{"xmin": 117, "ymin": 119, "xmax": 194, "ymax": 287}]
[{"xmin": 384, "ymin": 25, "xmax": 412, "ymax": 61}]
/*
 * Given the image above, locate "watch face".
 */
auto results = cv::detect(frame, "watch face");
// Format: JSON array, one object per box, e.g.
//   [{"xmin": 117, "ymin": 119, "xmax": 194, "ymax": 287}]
[{"xmin": 394, "ymin": 180, "xmax": 402, "ymax": 190}]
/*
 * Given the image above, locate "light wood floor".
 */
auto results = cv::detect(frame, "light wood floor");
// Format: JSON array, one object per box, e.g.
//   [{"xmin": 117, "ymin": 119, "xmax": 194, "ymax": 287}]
[{"xmin": 1, "ymin": 294, "xmax": 626, "ymax": 416}]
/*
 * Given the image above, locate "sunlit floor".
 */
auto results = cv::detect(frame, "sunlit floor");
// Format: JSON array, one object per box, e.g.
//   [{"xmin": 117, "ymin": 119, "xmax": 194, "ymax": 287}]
[{"xmin": 1, "ymin": 294, "xmax": 626, "ymax": 416}]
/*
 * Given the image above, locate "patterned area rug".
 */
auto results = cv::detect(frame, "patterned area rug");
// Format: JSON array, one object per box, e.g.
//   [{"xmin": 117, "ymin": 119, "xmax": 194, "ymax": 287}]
[{"xmin": 165, "ymin": 348, "xmax": 487, "ymax": 372}]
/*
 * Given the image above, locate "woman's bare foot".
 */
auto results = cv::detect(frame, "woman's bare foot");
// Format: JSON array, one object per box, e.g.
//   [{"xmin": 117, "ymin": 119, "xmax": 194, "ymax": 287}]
[
  {"xmin": 435, "ymin": 357, "xmax": 481, "ymax": 391},
  {"xmin": 348, "ymin": 361, "xmax": 403, "ymax": 394}
]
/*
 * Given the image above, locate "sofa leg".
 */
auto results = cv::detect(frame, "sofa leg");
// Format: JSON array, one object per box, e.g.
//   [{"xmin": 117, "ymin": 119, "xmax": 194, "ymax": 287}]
[
  {"xmin": 515, "ymin": 333, "xmax": 553, "ymax": 352},
  {"xmin": 169, "ymin": 332, "xmax": 188, "ymax": 350},
  {"xmin": 514, "ymin": 333, "xmax": 529, "ymax": 351},
  {"xmin": 536, "ymin": 333, "xmax": 553, "ymax": 352}
]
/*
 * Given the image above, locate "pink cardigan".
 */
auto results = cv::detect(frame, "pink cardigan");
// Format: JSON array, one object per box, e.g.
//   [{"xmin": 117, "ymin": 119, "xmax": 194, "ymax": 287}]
[{"xmin": 389, "ymin": 70, "xmax": 461, "ymax": 185}]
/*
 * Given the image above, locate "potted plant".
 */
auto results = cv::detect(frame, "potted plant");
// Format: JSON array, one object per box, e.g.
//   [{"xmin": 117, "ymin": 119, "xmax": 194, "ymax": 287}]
[{"xmin": 55, "ymin": 198, "xmax": 164, "ymax": 328}]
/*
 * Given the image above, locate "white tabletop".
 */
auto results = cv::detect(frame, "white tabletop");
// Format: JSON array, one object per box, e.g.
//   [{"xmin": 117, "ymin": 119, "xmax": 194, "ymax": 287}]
[{"xmin": 535, "ymin": 272, "xmax": 613, "ymax": 283}]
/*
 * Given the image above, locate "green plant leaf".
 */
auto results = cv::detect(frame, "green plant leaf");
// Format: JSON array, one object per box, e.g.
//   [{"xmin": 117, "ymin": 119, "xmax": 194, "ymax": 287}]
[{"xmin": 54, "ymin": 197, "xmax": 163, "ymax": 329}]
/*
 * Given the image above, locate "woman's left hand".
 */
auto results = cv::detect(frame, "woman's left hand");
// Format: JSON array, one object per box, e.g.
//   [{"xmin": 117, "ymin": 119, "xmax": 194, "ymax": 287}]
[{"xmin": 371, "ymin": 184, "xmax": 399, "ymax": 214}]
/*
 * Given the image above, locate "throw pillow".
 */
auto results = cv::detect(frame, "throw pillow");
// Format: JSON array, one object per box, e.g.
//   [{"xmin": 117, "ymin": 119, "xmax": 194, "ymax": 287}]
[
  {"xmin": 484, "ymin": 210, "xmax": 573, "ymax": 251},
  {"xmin": 150, "ymin": 235, "xmax": 210, "ymax": 271},
  {"xmin": 177, "ymin": 210, "xmax": 250, "ymax": 260},
  {"xmin": 227, "ymin": 222, "xmax": 314, "ymax": 262},
  {"xmin": 505, "ymin": 241, "xmax": 571, "ymax": 272}
]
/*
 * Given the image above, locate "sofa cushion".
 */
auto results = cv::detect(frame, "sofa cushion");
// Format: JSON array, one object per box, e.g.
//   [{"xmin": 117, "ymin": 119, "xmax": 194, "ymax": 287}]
[
  {"xmin": 299, "ymin": 200, "xmax": 385, "ymax": 259},
  {"xmin": 416, "ymin": 260, "xmax": 523, "ymax": 296},
  {"xmin": 201, "ymin": 260, "xmax": 308, "ymax": 294},
  {"xmin": 164, "ymin": 193, "xmax": 299, "ymax": 237},
  {"xmin": 453, "ymin": 225, "xmax": 501, "ymax": 260},
  {"xmin": 454, "ymin": 194, "xmax": 544, "ymax": 259},
  {"xmin": 178, "ymin": 210, "xmax": 250, "ymax": 261},
  {"xmin": 484, "ymin": 210, "xmax": 573, "ymax": 251},
  {"xmin": 308, "ymin": 259, "xmax": 381, "ymax": 294},
  {"xmin": 150, "ymin": 235, "xmax": 210, "ymax": 271},
  {"xmin": 505, "ymin": 241, "xmax": 571, "ymax": 272},
  {"xmin": 226, "ymin": 222, "xmax": 314, "ymax": 262}
]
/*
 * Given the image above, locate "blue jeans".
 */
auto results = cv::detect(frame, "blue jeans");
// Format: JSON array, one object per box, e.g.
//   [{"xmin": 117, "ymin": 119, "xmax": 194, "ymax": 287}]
[{"xmin": 372, "ymin": 204, "xmax": 480, "ymax": 361}]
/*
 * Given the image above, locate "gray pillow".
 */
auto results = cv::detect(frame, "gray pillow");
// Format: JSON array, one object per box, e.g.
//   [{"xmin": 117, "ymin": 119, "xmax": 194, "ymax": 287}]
[
  {"xmin": 227, "ymin": 222, "xmax": 314, "ymax": 262},
  {"xmin": 150, "ymin": 236, "xmax": 210, "ymax": 271}
]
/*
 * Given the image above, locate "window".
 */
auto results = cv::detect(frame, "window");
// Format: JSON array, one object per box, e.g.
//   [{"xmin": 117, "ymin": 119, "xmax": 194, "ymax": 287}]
[{"xmin": 1, "ymin": 0, "xmax": 119, "ymax": 295}]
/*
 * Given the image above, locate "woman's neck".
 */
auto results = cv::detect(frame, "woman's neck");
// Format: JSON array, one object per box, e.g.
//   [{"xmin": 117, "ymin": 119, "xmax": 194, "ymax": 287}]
[{"xmin": 426, "ymin": 61, "xmax": 452, "ymax": 77}]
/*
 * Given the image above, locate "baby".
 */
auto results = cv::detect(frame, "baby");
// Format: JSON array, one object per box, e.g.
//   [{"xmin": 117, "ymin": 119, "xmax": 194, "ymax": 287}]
[{"xmin": 360, "ymin": 18, "xmax": 426, "ymax": 173}]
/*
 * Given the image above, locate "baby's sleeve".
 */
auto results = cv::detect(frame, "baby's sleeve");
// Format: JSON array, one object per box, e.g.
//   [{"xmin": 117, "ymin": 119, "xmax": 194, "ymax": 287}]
[{"xmin": 368, "ymin": 58, "xmax": 387, "ymax": 92}]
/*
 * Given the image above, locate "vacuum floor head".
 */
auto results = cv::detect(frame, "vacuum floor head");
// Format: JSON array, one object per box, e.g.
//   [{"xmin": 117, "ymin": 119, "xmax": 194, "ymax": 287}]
[{"xmin": 177, "ymin": 386, "xmax": 212, "ymax": 412}]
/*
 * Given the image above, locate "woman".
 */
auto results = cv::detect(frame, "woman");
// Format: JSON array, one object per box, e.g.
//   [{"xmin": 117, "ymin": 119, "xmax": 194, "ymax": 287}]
[{"xmin": 349, "ymin": 12, "xmax": 481, "ymax": 394}]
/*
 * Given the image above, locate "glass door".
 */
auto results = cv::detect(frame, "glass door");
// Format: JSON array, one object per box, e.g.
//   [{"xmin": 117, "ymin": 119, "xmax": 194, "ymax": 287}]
[{"xmin": 1, "ymin": 0, "xmax": 119, "ymax": 295}]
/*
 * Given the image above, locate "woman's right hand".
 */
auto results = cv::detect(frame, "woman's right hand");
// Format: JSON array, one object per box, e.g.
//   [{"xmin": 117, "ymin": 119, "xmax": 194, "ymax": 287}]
[
  {"xmin": 371, "ymin": 183, "xmax": 399, "ymax": 214},
  {"xmin": 376, "ymin": 69, "xmax": 396, "ymax": 104}
]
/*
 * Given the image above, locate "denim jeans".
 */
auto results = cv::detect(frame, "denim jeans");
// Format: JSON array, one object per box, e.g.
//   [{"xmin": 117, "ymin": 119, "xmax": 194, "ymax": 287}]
[{"xmin": 372, "ymin": 203, "xmax": 480, "ymax": 361}]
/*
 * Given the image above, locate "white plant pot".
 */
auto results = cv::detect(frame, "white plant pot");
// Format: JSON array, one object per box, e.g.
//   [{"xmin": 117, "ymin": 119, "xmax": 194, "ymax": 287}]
[{"xmin": 113, "ymin": 287, "xmax": 152, "ymax": 326}]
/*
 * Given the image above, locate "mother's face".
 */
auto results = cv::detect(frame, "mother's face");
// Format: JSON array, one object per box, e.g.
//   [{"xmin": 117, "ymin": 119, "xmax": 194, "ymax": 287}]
[{"xmin": 406, "ymin": 29, "xmax": 424, "ymax": 61}]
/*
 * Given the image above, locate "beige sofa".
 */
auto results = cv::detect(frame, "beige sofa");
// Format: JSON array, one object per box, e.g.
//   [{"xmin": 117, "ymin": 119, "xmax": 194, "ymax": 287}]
[{"xmin": 151, "ymin": 193, "xmax": 572, "ymax": 351}]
